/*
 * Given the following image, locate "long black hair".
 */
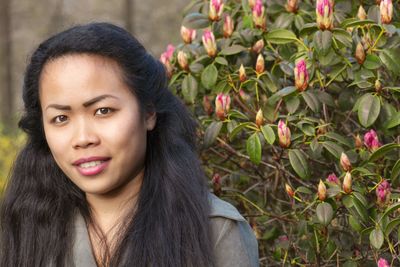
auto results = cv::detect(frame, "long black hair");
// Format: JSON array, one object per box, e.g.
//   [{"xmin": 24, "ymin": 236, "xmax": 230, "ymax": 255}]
[{"xmin": 0, "ymin": 22, "xmax": 214, "ymax": 267}]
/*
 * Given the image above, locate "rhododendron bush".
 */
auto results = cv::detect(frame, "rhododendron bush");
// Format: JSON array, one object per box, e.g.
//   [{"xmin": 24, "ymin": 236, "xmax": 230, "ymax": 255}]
[{"xmin": 162, "ymin": 0, "xmax": 400, "ymax": 265}]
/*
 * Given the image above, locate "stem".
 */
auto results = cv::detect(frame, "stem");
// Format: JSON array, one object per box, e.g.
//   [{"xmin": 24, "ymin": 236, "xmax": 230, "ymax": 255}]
[{"xmin": 370, "ymin": 28, "xmax": 385, "ymax": 52}]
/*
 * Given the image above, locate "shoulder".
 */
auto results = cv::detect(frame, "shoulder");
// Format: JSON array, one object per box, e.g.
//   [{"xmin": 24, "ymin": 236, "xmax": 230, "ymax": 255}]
[{"xmin": 208, "ymin": 193, "xmax": 259, "ymax": 267}]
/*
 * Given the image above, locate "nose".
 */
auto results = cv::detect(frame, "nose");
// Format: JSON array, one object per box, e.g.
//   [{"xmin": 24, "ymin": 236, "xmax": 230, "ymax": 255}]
[{"xmin": 71, "ymin": 118, "xmax": 100, "ymax": 149}]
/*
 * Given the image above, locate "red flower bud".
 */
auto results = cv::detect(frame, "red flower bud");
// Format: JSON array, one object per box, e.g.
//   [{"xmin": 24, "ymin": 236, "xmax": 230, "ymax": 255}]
[
  {"xmin": 255, "ymin": 54, "xmax": 265, "ymax": 74},
  {"xmin": 252, "ymin": 39, "xmax": 264, "ymax": 54},
  {"xmin": 202, "ymin": 29, "xmax": 218, "ymax": 57},
  {"xmin": 340, "ymin": 152, "xmax": 352, "ymax": 171},
  {"xmin": 357, "ymin": 5, "xmax": 367, "ymax": 20},
  {"xmin": 239, "ymin": 64, "xmax": 247, "ymax": 83},
  {"xmin": 316, "ymin": 0, "xmax": 334, "ymax": 30},
  {"xmin": 160, "ymin": 44, "xmax": 175, "ymax": 77},
  {"xmin": 252, "ymin": 0, "xmax": 266, "ymax": 30},
  {"xmin": 294, "ymin": 59, "xmax": 309, "ymax": 92},
  {"xmin": 278, "ymin": 120, "xmax": 291, "ymax": 148},
  {"xmin": 286, "ymin": 0, "xmax": 298, "ymax": 13},
  {"xmin": 255, "ymin": 109, "xmax": 264, "ymax": 127},
  {"xmin": 364, "ymin": 129, "xmax": 381, "ymax": 151},
  {"xmin": 209, "ymin": 0, "xmax": 224, "ymax": 21},
  {"xmin": 215, "ymin": 93, "xmax": 231, "ymax": 120},
  {"xmin": 285, "ymin": 183, "xmax": 295, "ymax": 198},
  {"xmin": 177, "ymin": 51, "xmax": 189, "ymax": 70},
  {"xmin": 223, "ymin": 14, "xmax": 234, "ymax": 38},
  {"xmin": 343, "ymin": 172, "xmax": 352, "ymax": 194},
  {"xmin": 318, "ymin": 180, "xmax": 327, "ymax": 201},
  {"xmin": 180, "ymin": 26, "xmax": 196, "ymax": 44},
  {"xmin": 376, "ymin": 179, "xmax": 391, "ymax": 206},
  {"xmin": 355, "ymin": 42, "xmax": 366, "ymax": 64},
  {"xmin": 380, "ymin": 0, "xmax": 393, "ymax": 24}
]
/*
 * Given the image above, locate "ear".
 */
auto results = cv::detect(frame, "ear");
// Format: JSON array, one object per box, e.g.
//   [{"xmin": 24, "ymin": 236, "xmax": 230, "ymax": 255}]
[{"xmin": 145, "ymin": 111, "xmax": 157, "ymax": 131}]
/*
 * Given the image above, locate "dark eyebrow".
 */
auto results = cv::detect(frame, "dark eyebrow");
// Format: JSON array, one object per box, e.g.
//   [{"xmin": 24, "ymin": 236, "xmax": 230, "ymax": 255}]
[{"xmin": 45, "ymin": 94, "xmax": 119, "ymax": 111}]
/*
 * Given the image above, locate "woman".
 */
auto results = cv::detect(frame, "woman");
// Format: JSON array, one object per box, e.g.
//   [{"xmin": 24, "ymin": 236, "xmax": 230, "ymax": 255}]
[{"xmin": 0, "ymin": 23, "xmax": 258, "ymax": 267}]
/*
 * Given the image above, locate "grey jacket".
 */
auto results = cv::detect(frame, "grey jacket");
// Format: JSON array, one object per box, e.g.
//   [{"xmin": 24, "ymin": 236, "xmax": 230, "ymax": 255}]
[{"xmin": 72, "ymin": 194, "xmax": 259, "ymax": 267}]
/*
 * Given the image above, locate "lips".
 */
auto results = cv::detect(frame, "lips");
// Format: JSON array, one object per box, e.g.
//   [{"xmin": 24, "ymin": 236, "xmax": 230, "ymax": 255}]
[{"xmin": 73, "ymin": 157, "xmax": 111, "ymax": 176}]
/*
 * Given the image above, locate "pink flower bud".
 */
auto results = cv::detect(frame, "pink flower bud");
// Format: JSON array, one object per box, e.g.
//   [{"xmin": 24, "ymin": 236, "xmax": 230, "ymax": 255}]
[
  {"xmin": 340, "ymin": 152, "xmax": 352, "ymax": 171},
  {"xmin": 239, "ymin": 89, "xmax": 250, "ymax": 101},
  {"xmin": 239, "ymin": 64, "xmax": 247, "ymax": 83},
  {"xmin": 252, "ymin": 0, "xmax": 266, "ymax": 30},
  {"xmin": 209, "ymin": 0, "xmax": 224, "ymax": 21},
  {"xmin": 278, "ymin": 120, "xmax": 291, "ymax": 148},
  {"xmin": 223, "ymin": 14, "xmax": 234, "ymax": 38},
  {"xmin": 355, "ymin": 42, "xmax": 366, "ymax": 64},
  {"xmin": 357, "ymin": 5, "xmax": 367, "ymax": 20},
  {"xmin": 364, "ymin": 129, "xmax": 381, "ymax": 151},
  {"xmin": 286, "ymin": 0, "xmax": 298, "ymax": 13},
  {"xmin": 177, "ymin": 51, "xmax": 189, "ymax": 70},
  {"xmin": 212, "ymin": 173, "xmax": 222, "ymax": 196},
  {"xmin": 203, "ymin": 95, "xmax": 213, "ymax": 115},
  {"xmin": 202, "ymin": 29, "xmax": 218, "ymax": 57},
  {"xmin": 294, "ymin": 59, "xmax": 309, "ymax": 92},
  {"xmin": 327, "ymin": 173, "xmax": 340, "ymax": 185},
  {"xmin": 316, "ymin": 0, "xmax": 334, "ymax": 30},
  {"xmin": 180, "ymin": 26, "xmax": 196, "ymax": 44},
  {"xmin": 255, "ymin": 53, "xmax": 265, "ymax": 74},
  {"xmin": 285, "ymin": 183, "xmax": 295, "ymax": 198},
  {"xmin": 248, "ymin": 0, "xmax": 256, "ymax": 9},
  {"xmin": 160, "ymin": 44, "xmax": 175, "ymax": 77},
  {"xmin": 343, "ymin": 172, "xmax": 352, "ymax": 194},
  {"xmin": 377, "ymin": 258, "xmax": 390, "ymax": 267},
  {"xmin": 215, "ymin": 93, "xmax": 231, "ymax": 120},
  {"xmin": 380, "ymin": 0, "xmax": 393, "ymax": 24},
  {"xmin": 376, "ymin": 180, "xmax": 391, "ymax": 205},
  {"xmin": 318, "ymin": 180, "xmax": 327, "ymax": 201},
  {"xmin": 255, "ymin": 109, "xmax": 264, "ymax": 127},
  {"xmin": 252, "ymin": 39, "xmax": 264, "ymax": 54}
]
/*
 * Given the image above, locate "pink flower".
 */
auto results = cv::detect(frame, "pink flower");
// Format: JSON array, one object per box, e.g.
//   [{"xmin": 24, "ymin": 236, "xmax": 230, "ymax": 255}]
[
  {"xmin": 316, "ymin": 0, "xmax": 334, "ymax": 30},
  {"xmin": 180, "ymin": 26, "xmax": 196, "ymax": 44},
  {"xmin": 209, "ymin": 0, "xmax": 224, "ymax": 21},
  {"xmin": 223, "ymin": 14, "xmax": 234, "ymax": 38},
  {"xmin": 327, "ymin": 173, "xmax": 340, "ymax": 185},
  {"xmin": 215, "ymin": 93, "xmax": 231, "ymax": 120},
  {"xmin": 294, "ymin": 59, "xmax": 309, "ymax": 91},
  {"xmin": 377, "ymin": 258, "xmax": 390, "ymax": 267},
  {"xmin": 380, "ymin": 0, "xmax": 393, "ymax": 24},
  {"xmin": 364, "ymin": 129, "xmax": 381, "ymax": 151},
  {"xmin": 252, "ymin": 0, "xmax": 266, "ymax": 30},
  {"xmin": 376, "ymin": 180, "xmax": 391, "ymax": 205},
  {"xmin": 278, "ymin": 120, "xmax": 291, "ymax": 148},
  {"xmin": 160, "ymin": 44, "xmax": 175, "ymax": 77},
  {"xmin": 202, "ymin": 29, "xmax": 218, "ymax": 57}
]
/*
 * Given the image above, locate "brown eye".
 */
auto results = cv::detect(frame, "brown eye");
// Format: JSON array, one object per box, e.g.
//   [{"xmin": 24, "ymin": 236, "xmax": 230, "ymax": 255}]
[
  {"xmin": 53, "ymin": 115, "xmax": 68, "ymax": 124},
  {"xmin": 95, "ymin": 107, "xmax": 113, "ymax": 116}
]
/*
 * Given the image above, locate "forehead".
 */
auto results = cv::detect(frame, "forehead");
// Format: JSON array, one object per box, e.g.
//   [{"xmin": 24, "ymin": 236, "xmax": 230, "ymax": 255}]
[{"xmin": 39, "ymin": 54, "xmax": 131, "ymax": 105}]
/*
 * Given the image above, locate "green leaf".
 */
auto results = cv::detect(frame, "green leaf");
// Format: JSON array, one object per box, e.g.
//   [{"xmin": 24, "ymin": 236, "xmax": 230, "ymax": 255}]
[
  {"xmin": 391, "ymin": 159, "xmax": 400, "ymax": 186},
  {"xmin": 265, "ymin": 29, "xmax": 297, "ymax": 44},
  {"xmin": 382, "ymin": 202, "xmax": 400, "ymax": 220},
  {"xmin": 260, "ymin": 125, "xmax": 275, "ymax": 145},
  {"xmin": 385, "ymin": 112, "xmax": 400, "ymax": 129},
  {"xmin": 246, "ymin": 133, "xmax": 262, "ymax": 164},
  {"xmin": 313, "ymin": 30, "xmax": 332, "ymax": 56},
  {"xmin": 322, "ymin": 141, "xmax": 344, "ymax": 159},
  {"xmin": 363, "ymin": 54, "xmax": 381, "ymax": 70},
  {"xmin": 214, "ymin": 57, "xmax": 228, "ymax": 65},
  {"xmin": 296, "ymin": 186, "xmax": 312, "ymax": 194},
  {"xmin": 288, "ymin": 149, "xmax": 310, "ymax": 179},
  {"xmin": 369, "ymin": 143, "xmax": 400, "ymax": 162},
  {"xmin": 351, "ymin": 194, "xmax": 369, "ymax": 223},
  {"xmin": 229, "ymin": 122, "xmax": 251, "ymax": 141},
  {"xmin": 380, "ymin": 49, "xmax": 400, "ymax": 74},
  {"xmin": 268, "ymin": 86, "xmax": 297, "ymax": 105},
  {"xmin": 219, "ymin": 45, "xmax": 247, "ymax": 56},
  {"xmin": 358, "ymin": 93, "xmax": 381, "ymax": 127},
  {"xmin": 369, "ymin": 228, "xmax": 384, "ymax": 249},
  {"xmin": 332, "ymin": 28, "xmax": 352, "ymax": 47},
  {"xmin": 182, "ymin": 13, "xmax": 210, "ymax": 29},
  {"xmin": 203, "ymin": 121, "xmax": 223, "ymax": 147},
  {"xmin": 324, "ymin": 132, "xmax": 352, "ymax": 148},
  {"xmin": 302, "ymin": 91, "xmax": 320, "ymax": 112},
  {"xmin": 201, "ymin": 64, "xmax": 218, "ymax": 89},
  {"xmin": 384, "ymin": 218, "xmax": 400, "ymax": 237},
  {"xmin": 299, "ymin": 23, "xmax": 318, "ymax": 37},
  {"xmin": 316, "ymin": 202, "xmax": 334, "ymax": 226},
  {"xmin": 181, "ymin": 74, "xmax": 198, "ymax": 104},
  {"xmin": 349, "ymin": 215, "xmax": 362, "ymax": 232},
  {"xmin": 340, "ymin": 18, "xmax": 376, "ymax": 28}
]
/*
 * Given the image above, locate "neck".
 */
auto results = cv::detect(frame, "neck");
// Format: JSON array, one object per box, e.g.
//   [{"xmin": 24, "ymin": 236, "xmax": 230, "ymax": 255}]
[{"xmin": 86, "ymin": 168, "xmax": 144, "ymax": 234}]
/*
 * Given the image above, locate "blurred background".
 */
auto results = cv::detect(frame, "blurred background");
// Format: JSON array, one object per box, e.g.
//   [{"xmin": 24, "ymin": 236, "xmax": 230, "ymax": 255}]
[{"xmin": 0, "ymin": 0, "xmax": 188, "ymax": 188}]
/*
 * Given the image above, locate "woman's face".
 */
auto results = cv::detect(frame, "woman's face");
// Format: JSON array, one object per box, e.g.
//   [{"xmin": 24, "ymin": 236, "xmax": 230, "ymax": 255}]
[{"xmin": 39, "ymin": 54, "xmax": 156, "ymax": 197}]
